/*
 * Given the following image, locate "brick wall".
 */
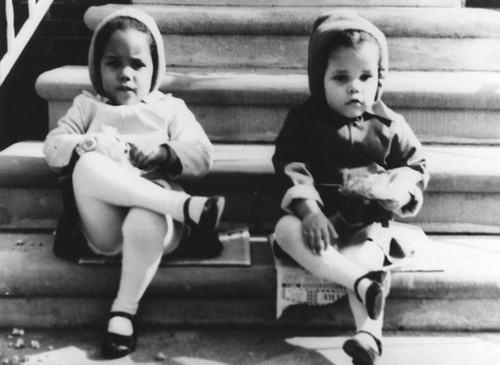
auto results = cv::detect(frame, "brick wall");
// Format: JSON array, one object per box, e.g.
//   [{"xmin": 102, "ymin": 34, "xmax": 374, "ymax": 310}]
[
  {"xmin": 465, "ymin": 0, "xmax": 500, "ymax": 9},
  {"xmin": 33, "ymin": 0, "xmax": 131, "ymax": 66},
  {"xmin": 0, "ymin": 0, "xmax": 131, "ymax": 149}
]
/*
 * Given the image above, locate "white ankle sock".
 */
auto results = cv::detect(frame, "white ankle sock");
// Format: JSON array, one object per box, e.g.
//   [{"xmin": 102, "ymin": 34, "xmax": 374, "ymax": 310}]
[
  {"xmin": 355, "ymin": 332, "xmax": 379, "ymax": 352},
  {"xmin": 108, "ymin": 316, "xmax": 133, "ymax": 336},
  {"xmin": 356, "ymin": 278, "xmax": 372, "ymax": 302},
  {"xmin": 185, "ymin": 196, "xmax": 209, "ymax": 224}
]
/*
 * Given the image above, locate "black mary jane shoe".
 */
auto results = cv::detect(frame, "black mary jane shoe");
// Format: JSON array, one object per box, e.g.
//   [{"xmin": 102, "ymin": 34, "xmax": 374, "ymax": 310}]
[
  {"xmin": 343, "ymin": 331, "xmax": 382, "ymax": 365},
  {"xmin": 100, "ymin": 312, "xmax": 137, "ymax": 359},
  {"xmin": 183, "ymin": 196, "xmax": 225, "ymax": 231},
  {"xmin": 179, "ymin": 196, "xmax": 225, "ymax": 259},
  {"xmin": 353, "ymin": 270, "xmax": 387, "ymax": 320}
]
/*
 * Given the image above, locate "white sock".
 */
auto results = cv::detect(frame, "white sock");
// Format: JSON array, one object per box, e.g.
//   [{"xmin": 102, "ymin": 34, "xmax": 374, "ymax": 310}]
[
  {"xmin": 355, "ymin": 278, "xmax": 372, "ymax": 302},
  {"xmin": 107, "ymin": 316, "xmax": 133, "ymax": 336},
  {"xmin": 186, "ymin": 196, "xmax": 209, "ymax": 224}
]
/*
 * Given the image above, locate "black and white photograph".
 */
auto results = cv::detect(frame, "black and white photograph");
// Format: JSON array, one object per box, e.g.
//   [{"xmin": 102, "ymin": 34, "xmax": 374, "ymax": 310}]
[{"xmin": 0, "ymin": 0, "xmax": 499, "ymax": 364}]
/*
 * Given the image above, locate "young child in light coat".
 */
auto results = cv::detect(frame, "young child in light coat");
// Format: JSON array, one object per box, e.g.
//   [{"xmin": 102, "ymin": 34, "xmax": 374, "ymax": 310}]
[{"xmin": 44, "ymin": 8, "xmax": 224, "ymax": 359}]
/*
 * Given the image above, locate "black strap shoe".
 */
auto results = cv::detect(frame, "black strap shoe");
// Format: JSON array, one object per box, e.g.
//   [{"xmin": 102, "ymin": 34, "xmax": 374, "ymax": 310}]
[
  {"xmin": 100, "ymin": 312, "xmax": 137, "ymax": 359},
  {"xmin": 183, "ymin": 196, "xmax": 225, "ymax": 231},
  {"xmin": 179, "ymin": 196, "xmax": 225, "ymax": 258},
  {"xmin": 353, "ymin": 270, "xmax": 387, "ymax": 320},
  {"xmin": 343, "ymin": 331, "xmax": 382, "ymax": 365}
]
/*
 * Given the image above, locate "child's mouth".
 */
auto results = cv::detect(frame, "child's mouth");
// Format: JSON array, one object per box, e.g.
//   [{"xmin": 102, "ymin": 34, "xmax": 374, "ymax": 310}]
[
  {"xmin": 347, "ymin": 99, "xmax": 362, "ymax": 105},
  {"xmin": 117, "ymin": 86, "xmax": 134, "ymax": 92}
]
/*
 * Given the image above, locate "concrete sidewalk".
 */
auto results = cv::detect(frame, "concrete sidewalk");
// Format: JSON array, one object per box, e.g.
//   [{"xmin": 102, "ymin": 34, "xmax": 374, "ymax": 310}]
[{"xmin": 1, "ymin": 328, "xmax": 499, "ymax": 365}]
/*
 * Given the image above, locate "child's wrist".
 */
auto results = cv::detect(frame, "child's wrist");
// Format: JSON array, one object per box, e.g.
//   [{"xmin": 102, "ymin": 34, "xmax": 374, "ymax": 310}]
[
  {"xmin": 293, "ymin": 199, "xmax": 321, "ymax": 219},
  {"xmin": 159, "ymin": 144, "xmax": 171, "ymax": 162}
]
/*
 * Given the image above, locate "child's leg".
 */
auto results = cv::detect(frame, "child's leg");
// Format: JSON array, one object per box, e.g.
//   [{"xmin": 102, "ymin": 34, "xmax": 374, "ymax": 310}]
[
  {"xmin": 73, "ymin": 184, "xmax": 127, "ymax": 254},
  {"xmin": 341, "ymin": 242, "xmax": 387, "ymax": 339},
  {"xmin": 275, "ymin": 215, "xmax": 374, "ymax": 292},
  {"xmin": 341, "ymin": 241, "xmax": 388, "ymax": 365},
  {"xmin": 73, "ymin": 152, "xmax": 218, "ymax": 227},
  {"xmin": 107, "ymin": 207, "xmax": 182, "ymax": 335}
]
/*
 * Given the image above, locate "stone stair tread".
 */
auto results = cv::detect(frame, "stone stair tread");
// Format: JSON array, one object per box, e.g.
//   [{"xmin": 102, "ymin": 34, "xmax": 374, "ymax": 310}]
[
  {"xmin": 0, "ymin": 233, "xmax": 275, "ymax": 299},
  {"xmin": 85, "ymin": 5, "xmax": 500, "ymax": 38},
  {"xmin": 1, "ymin": 232, "xmax": 500, "ymax": 300},
  {"xmin": 36, "ymin": 66, "xmax": 500, "ymax": 110},
  {"xmin": 2, "ymin": 142, "xmax": 500, "ymax": 194}
]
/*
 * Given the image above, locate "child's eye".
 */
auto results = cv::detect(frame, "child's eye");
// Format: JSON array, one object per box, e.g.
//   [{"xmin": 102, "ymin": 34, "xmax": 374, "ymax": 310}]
[
  {"xmin": 131, "ymin": 60, "xmax": 146, "ymax": 70},
  {"xmin": 105, "ymin": 60, "xmax": 120, "ymax": 68},
  {"xmin": 360, "ymin": 74, "xmax": 373, "ymax": 81},
  {"xmin": 333, "ymin": 75, "xmax": 347, "ymax": 82}
]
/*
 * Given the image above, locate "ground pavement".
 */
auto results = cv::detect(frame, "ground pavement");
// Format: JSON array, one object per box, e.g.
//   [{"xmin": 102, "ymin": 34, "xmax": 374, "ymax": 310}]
[{"xmin": 0, "ymin": 328, "xmax": 499, "ymax": 365}]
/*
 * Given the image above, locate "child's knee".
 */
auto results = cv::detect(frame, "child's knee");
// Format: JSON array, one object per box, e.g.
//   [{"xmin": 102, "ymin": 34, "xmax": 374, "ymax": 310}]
[
  {"xmin": 274, "ymin": 215, "xmax": 302, "ymax": 247},
  {"xmin": 74, "ymin": 151, "xmax": 99, "ymax": 174},
  {"xmin": 122, "ymin": 208, "xmax": 166, "ymax": 248},
  {"xmin": 72, "ymin": 152, "xmax": 105, "ymax": 189},
  {"xmin": 341, "ymin": 241, "xmax": 385, "ymax": 270}
]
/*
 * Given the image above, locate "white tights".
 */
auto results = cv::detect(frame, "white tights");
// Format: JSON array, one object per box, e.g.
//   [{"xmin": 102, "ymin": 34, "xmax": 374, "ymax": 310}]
[
  {"xmin": 72, "ymin": 152, "xmax": 193, "ymax": 317},
  {"xmin": 274, "ymin": 215, "xmax": 388, "ymax": 339}
]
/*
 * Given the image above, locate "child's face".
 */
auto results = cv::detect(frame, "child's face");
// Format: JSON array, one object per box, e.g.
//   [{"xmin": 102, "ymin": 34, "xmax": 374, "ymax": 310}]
[
  {"xmin": 323, "ymin": 42, "xmax": 379, "ymax": 118},
  {"xmin": 100, "ymin": 29, "xmax": 154, "ymax": 105}
]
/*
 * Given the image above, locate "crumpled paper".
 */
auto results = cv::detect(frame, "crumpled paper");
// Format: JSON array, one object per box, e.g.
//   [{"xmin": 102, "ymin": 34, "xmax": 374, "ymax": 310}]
[
  {"xmin": 271, "ymin": 236, "xmax": 347, "ymax": 319},
  {"xmin": 339, "ymin": 163, "xmax": 395, "ymax": 201}
]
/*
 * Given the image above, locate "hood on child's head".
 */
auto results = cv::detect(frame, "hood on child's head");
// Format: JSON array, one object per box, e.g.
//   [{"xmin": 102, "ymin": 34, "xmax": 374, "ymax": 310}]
[
  {"xmin": 88, "ymin": 8, "xmax": 166, "ymax": 98},
  {"xmin": 308, "ymin": 10, "xmax": 388, "ymax": 104}
]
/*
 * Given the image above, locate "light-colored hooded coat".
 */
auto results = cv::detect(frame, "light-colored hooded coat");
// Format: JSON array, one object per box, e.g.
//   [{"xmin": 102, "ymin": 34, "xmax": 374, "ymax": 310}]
[{"xmin": 44, "ymin": 8, "xmax": 213, "ymax": 181}]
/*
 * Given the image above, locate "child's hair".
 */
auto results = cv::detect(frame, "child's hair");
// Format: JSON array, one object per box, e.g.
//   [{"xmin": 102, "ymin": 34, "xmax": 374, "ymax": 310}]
[
  {"xmin": 92, "ymin": 16, "xmax": 159, "ymax": 92},
  {"xmin": 307, "ymin": 11, "xmax": 389, "ymax": 101},
  {"xmin": 326, "ymin": 29, "xmax": 382, "ymax": 67}
]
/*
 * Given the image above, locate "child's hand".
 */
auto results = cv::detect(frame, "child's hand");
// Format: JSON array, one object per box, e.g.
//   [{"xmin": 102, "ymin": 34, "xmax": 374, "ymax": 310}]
[
  {"xmin": 129, "ymin": 141, "xmax": 168, "ymax": 170},
  {"xmin": 301, "ymin": 211, "xmax": 338, "ymax": 255}
]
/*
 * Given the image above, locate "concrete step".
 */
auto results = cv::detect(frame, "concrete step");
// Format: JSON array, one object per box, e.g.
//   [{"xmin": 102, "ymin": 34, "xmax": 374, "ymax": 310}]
[
  {"xmin": 1, "ymin": 142, "xmax": 499, "ymax": 234},
  {"xmin": 84, "ymin": 5, "xmax": 500, "ymax": 71},
  {"xmin": 4, "ymin": 330, "xmax": 500, "ymax": 365},
  {"xmin": 1, "ymin": 231, "xmax": 500, "ymax": 330},
  {"xmin": 132, "ymin": 0, "xmax": 463, "ymax": 7},
  {"xmin": 36, "ymin": 67, "xmax": 500, "ymax": 145}
]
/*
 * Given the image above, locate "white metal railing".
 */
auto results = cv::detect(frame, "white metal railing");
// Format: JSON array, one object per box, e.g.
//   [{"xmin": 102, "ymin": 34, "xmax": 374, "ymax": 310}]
[{"xmin": 1, "ymin": 0, "xmax": 54, "ymax": 86}]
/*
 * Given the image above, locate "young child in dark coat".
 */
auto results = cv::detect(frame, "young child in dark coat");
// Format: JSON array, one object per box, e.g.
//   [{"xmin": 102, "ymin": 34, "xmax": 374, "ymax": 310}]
[{"xmin": 273, "ymin": 10, "xmax": 429, "ymax": 365}]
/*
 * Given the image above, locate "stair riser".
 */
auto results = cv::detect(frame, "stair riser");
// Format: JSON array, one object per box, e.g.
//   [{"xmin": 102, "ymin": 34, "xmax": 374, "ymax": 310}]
[
  {"xmin": 85, "ymin": 5, "xmax": 500, "ymax": 71},
  {"xmin": 1, "ymin": 188, "xmax": 498, "ymax": 233},
  {"xmin": 132, "ymin": 0, "xmax": 462, "ymax": 6},
  {"xmin": 87, "ymin": 6, "xmax": 497, "ymax": 39},
  {"xmin": 47, "ymin": 102, "xmax": 500, "ymax": 145},
  {"xmin": 2, "ymin": 297, "xmax": 499, "ymax": 331},
  {"xmin": 0, "ymin": 188, "xmax": 61, "ymax": 228},
  {"xmin": 160, "ymin": 35, "xmax": 500, "ymax": 71}
]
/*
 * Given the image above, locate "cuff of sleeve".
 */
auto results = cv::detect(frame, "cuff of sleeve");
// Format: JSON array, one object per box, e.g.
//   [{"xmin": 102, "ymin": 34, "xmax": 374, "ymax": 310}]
[
  {"xmin": 395, "ymin": 187, "xmax": 424, "ymax": 218},
  {"xmin": 281, "ymin": 185, "xmax": 323, "ymax": 214},
  {"xmin": 160, "ymin": 144, "xmax": 183, "ymax": 177},
  {"xmin": 60, "ymin": 147, "xmax": 81, "ymax": 177}
]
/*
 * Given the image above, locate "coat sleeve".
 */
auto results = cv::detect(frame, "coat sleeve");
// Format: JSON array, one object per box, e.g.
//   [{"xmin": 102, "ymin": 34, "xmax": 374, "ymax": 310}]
[
  {"xmin": 272, "ymin": 107, "xmax": 323, "ymax": 214},
  {"xmin": 386, "ymin": 117, "xmax": 430, "ymax": 218},
  {"xmin": 43, "ymin": 94, "xmax": 89, "ymax": 171},
  {"xmin": 163, "ymin": 98, "xmax": 214, "ymax": 180}
]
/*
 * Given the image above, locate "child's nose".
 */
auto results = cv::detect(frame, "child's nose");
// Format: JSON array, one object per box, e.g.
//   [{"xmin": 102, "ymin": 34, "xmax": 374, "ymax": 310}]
[
  {"xmin": 119, "ymin": 67, "xmax": 133, "ymax": 81},
  {"xmin": 348, "ymin": 80, "xmax": 361, "ymax": 93}
]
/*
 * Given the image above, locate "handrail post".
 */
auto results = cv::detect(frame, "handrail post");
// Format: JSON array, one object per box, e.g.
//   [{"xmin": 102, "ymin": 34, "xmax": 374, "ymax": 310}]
[
  {"xmin": 5, "ymin": 0, "xmax": 15, "ymax": 52},
  {"xmin": 1, "ymin": 0, "xmax": 54, "ymax": 86}
]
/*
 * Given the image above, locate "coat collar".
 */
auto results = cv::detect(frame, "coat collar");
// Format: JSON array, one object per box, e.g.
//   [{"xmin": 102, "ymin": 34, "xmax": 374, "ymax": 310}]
[
  {"xmin": 82, "ymin": 90, "xmax": 165, "ymax": 105},
  {"xmin": 309, "ymin": 96, "xmax": 398, "ymax": 127}
]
